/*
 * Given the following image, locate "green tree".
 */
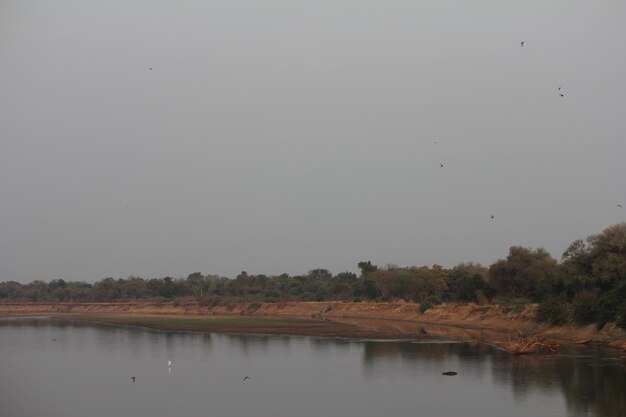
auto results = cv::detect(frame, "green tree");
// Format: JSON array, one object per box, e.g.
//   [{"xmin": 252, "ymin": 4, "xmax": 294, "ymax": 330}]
[
  {"xmin": 158, "ymin": 277, "xmax": 175, "ymax": 299},
  {"xmin": 66, "ymin": 281, "xmax": 92, "ymax": 301},
  {"xmin": 328, "ymin": 283, "xmax": 352, "ymax": 300},
  {"xmin": 121, "ymin": 276, "xmax": 149, "ymax": 299},
  {"xmin": 146, "ymin": 278, "xmax": 163, "ymax": 297},
  {"xmin": 92, "ymin": 277, "xmax": 121, "ymax": 301},
  {"xmin": 447, "ymin": 263, "xmax": 489, "ymax": 302},
  {"xmin": 595, "ymin": 280, "xmax": 626, "ymax": 328},
  {"xmin": 187, "ymin": 272, "xmax": 205, "ymax": 296},
  {"xmin": 561, "ymin": 223, "xmax": 626, "ymax": 291},
  {"xmin": 48, "ymin": 279, "xmax": 69, "ymax": 301},
  {"xmin": 307, "ymin": 269, "xmax": 333, "ymax": 281},
  {"xmin": 334, "ymin": 272, "xmax": 357, "ymax": 283},
  {"xmin": 489, "ymin": 246, "xmax": 558, "ymax": 300},
  {"xmin": 357, "ymin": 261, "xmax": 378, "ymax": 277},
  {"xmin": 536, "ymin": 296, "xmax": 568, "ymax": 324},
  {"xmin": 0, "ymin": 281, "xmax": 24, "ymax": 299},
  {"xmin": 572, "ymin": 292, "xmax": 597, "ymax": 324}
]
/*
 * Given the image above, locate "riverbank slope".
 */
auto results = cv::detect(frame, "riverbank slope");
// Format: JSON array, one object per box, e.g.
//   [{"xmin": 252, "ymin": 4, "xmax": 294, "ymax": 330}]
[{"xmin": 1, "ymin": 300, "xmax": 624, "ymax": 349}]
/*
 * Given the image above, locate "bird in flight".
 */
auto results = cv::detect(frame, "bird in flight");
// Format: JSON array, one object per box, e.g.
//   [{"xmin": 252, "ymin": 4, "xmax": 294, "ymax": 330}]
[
  {"xmin": 490, "ymin": 215, "xmax": 495, "ymax": 219},
  {"xmin": 132, "ymin": 377, "xmax": 136, "ymax": 382},
  {"xmin": 242, "ymin": 376, "xmax": 250, "ymax": 381},
  {"xmin": 520, "ymin": 41, "xmax": 525, "ymax": 47},
  {"xmin": 149, "ymin": 67, "xmax": 153, "ymax": 71},
  {"xmin": 618, "ymin": 204, "xmax": 623, "ymax": 209},
  {"xmin": 440, "ymin": 163, "xmax": 444, "ymax": 168}
]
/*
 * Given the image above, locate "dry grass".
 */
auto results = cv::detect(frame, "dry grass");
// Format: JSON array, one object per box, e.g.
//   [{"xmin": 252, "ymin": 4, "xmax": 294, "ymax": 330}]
[{"xmin": 507, "ymin": 334, "xmax": 560, "ymax": 355}]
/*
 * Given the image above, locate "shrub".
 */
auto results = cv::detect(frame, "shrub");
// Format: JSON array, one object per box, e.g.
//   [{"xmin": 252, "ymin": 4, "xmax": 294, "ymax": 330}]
[
  {"xmin": 264, "ymin": 290, "xmax": 281, "ymax": 300},
  {"xmin": 572, "ymin": 292, "xmax": 597, "ymax": 324},
  {"xmin": 616, "ymin": 302, "xmax": 626, "ymax": 330},
  {"xmin": 424, "ymin": 295, "xmax": 442, "ymax": 305},
  {"xmin": 594, "ymin": 283, "xmax": 626, "ymax": 329},
  {"xmin": 419, "ymin": 300, "xmax": 434, "ymax": 314},
  {"xmin": 536, "ymin": 296, "xmax": 567, "ymax": 324}
]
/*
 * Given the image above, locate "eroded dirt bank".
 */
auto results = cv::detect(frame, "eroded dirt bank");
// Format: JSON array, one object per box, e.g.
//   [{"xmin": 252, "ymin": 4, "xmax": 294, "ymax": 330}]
[{"xmin": 1, "ymin": 300, "xmax": 625, "ymax": 349}]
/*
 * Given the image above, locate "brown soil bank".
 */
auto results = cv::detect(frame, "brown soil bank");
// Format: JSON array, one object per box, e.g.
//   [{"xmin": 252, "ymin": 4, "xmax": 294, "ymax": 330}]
[{"xmin": 1, "ymin": 301, "xmax": 625, "ymax": 349}]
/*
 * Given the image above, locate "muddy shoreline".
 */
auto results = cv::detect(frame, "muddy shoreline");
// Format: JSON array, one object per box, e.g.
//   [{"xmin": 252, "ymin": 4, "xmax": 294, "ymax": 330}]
[{"xmin": 1, "ymin": 300, "xmax": 625, "ymax": 350}]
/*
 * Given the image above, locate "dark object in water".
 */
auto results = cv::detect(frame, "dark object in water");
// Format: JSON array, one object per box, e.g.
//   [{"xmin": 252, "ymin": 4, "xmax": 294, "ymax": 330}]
[{"xmin": 442, "ymin": 371, "xmax": 458, "ymax": 376}]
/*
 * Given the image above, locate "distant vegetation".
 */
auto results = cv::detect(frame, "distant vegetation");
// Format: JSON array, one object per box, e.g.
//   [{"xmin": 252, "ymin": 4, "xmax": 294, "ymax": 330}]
[{"xmin": 1, "ymin": 223, "xmax": 625, "ymax": 329}]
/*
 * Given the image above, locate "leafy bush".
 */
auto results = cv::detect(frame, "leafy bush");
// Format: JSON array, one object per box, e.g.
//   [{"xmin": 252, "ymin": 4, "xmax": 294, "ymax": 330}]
[
  {"xmin": 616, "ymin": 302, "xmax": 626, "ymax": 330},
  {"xmin": 595, "ymin": 281, "xmax": 626, "ymax": 328},
  {"xmin": 456, "ymin": 274, "xmax": 488, "ymax": 302},
  {"xmin": 536, "ymin": 296, "xmax": 568, "ymax": 324},
  {"xmin": 264, "ymin": 290, "xmax": 281, "ymax": 301},
  {"xmin": 424, "ymin": 295, "xmax": 442, "ymax": 305},
  {"xmin": 572, "ymin": 292, "xmax": 597, "ymax": 324},
  {"xmin": 420, "ymin": 296, "xmax": 442, "ymax": 313},
  {"xmin": 419, "ymin": 301, "xmax": 434, "ymax": 314}
]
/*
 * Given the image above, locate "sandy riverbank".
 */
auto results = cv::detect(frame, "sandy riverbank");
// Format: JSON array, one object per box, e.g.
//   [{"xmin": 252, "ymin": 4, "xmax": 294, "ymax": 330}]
[{"xmin": 1, "ymin": 300, "xmax": 625, "ymax": 349}]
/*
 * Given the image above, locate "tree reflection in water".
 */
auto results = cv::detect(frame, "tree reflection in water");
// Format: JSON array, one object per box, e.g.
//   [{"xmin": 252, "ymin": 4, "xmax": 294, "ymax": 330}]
[
  {"xmin": 1, "ymin": 317, "xmax": 624, "ymax": 417},
  {"xmin": 362, "ymin": 340, "xmax": 625, "ymax": 417}
]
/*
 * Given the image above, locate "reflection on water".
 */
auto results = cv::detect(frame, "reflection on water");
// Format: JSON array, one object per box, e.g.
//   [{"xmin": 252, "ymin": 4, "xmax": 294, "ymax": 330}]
[{"xmin": 0, "ymin": 317, "xmax": 624, "ymax": 417}]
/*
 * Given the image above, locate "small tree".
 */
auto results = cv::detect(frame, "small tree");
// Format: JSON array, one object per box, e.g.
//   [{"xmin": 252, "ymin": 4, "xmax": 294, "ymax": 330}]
[
  {"xmin": 357, "ymin": 261, "xmax": 378, "ymax": 277},
  {"xmin": 328, "ymin": 283, "xmax": 352, "ymax": 301}
]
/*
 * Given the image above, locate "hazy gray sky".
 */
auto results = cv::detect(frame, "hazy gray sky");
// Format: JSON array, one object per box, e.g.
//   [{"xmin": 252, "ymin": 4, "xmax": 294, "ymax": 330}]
[{"xmin": 1, "ymin": 0, "xmax": 625, "ymax": 283}]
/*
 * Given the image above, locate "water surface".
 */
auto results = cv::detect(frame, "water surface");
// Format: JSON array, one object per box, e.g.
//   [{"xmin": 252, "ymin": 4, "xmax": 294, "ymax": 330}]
[{"xmin": 1, "ymin": 317, "xmax": 624, "ymax": 417}]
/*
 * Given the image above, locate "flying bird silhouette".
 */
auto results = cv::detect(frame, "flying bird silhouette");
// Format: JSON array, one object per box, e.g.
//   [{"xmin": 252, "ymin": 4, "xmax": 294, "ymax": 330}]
[
  {"xmin": 490, "ymin": 215, "xmax": 495, "ymax": 219},
  {"xmin": 242, "ymin": 376, "xmax": 250, "ymax": 381},
  {"xmin": 618, "ymin": 204, "xmax": 623, "ymax": 209},
  {"xmin": 520, "ymin": 41, "xmax": 525, "ymax": 47},
  {"xmin": 132, "ymin": 377, "xmax": 135, "ymax": 382},
  {"xmin": 440, "ymin": 163, "xmax": 444, "ymax": 168}
]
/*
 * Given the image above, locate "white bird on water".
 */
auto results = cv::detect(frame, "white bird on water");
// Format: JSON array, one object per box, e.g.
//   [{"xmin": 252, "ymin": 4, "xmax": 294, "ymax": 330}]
[{"xmin": 168, "ymin": 360, "xmax": 172, "ymax": 366}]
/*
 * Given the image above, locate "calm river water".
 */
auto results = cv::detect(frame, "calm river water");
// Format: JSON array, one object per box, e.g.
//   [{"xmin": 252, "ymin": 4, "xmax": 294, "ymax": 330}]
[{"xmin": 1, "ymin": 317, "xmax": 624, "ymax": 417}]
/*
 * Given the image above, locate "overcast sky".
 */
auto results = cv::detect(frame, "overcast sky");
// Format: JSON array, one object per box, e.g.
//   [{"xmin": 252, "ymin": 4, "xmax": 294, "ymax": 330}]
[{"xmin": 1, "ymin": 0, "xmax": 625, "ymax": 283}]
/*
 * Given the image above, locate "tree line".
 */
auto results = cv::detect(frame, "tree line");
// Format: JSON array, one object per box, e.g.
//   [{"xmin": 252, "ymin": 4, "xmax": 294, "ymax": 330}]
[{"xmin": 1, "ymin": 223, "xmax": 625, "ymax": 329}]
